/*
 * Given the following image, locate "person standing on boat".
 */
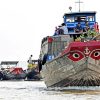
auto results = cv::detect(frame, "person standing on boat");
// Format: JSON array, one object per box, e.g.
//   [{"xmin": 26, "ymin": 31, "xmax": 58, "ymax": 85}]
[
  {"xmin": 53, "ymin": 27, "xmax": 59, "ymax": 36},
  {"xmin": 75, "ymin": 22, "xmax": 83, "ymax": 33},
  {"xmin": 28, "ymin": 55, "xmax": 33, "ymax": 64},
  {"xmin": 74, "ymin": 22, "xmax": 83, "ymax": 40},
  {"xmin": 94, "ymin": 22, "xmax": 99, "ymax": 33},
  {"xmin": 60, "ymin": 23, "xmax": 68, "ymax": 34},
  {"xmin": 38, "ymin": 59, "xmax": 42, "ymax": 72},
  {"xmin": 58, "ymin": 26, "xmax": 64, "ymax": 35},
  {"xmin": 84, "ymin": 21, "xmax": 90, "ymax": 32},
  {"xmin": 42, "ymin": 54, "xmax": 48, "ymax": 65},
  {"xmin": 27, "ymin": 55, "xmax": 33, "ymax": 70}
]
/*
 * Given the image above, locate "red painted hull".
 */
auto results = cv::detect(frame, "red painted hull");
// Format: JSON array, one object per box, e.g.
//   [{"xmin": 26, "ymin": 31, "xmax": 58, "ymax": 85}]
[{"xmin": 41, "ymin": 40, "xmax": 100, "ymax": 87}]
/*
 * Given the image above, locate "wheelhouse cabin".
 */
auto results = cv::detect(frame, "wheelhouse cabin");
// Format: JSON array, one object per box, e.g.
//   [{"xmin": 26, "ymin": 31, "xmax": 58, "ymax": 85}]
[{"xmin": 63, "ymin": 11, "xmax": 96, "ymax": 33}]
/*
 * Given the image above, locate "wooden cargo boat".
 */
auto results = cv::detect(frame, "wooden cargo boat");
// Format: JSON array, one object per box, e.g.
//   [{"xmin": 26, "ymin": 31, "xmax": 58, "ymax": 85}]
[{"xmin": 39, "ymin": 9, "xmax": 100, "ymax": 87}]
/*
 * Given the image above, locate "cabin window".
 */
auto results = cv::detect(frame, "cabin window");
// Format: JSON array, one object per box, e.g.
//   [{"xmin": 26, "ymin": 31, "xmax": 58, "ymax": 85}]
[
  {"xmin": 66, "ymin": 17, "xmax": 74, "ymax": 22},
  {"xmin": 87, "ymin": 16, "xmax": 94, "ymax": 21},
  {"xmin": 75, "ymin": 16, "xmax": 86, "ymax": 22}
]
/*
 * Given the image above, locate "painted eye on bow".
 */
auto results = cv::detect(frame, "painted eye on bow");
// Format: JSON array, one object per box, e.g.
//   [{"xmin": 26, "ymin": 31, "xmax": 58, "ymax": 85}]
[
  {"xmin": 90, "ymin": 50, "xmax": 100, "ymax": 60},
  {"xmin": 73, "ymin": 53, "xmax": 80, "ymax": 58},
  {"xmin": 67, "ymin": 51, "xmax": 84, "ymax": 61}
]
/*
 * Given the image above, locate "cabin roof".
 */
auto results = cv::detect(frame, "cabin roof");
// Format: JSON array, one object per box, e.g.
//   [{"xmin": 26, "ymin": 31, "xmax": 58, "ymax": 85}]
[
  {"xmin": 27, "ymin": 60, "xmax": 38, "ymax": 63},
  {"xmin": 0, "ymin": 61, "xmax": 19, "ymax": 65},
  {"xmin": 64, "ymin": 11, "xmax": 96, "ymax": 17}
]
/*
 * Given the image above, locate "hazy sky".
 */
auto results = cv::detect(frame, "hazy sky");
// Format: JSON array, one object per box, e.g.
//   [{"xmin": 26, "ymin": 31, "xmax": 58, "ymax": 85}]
[{"xmin": 0, "ymin": 0, "xmax": 99, "ymax": 61}]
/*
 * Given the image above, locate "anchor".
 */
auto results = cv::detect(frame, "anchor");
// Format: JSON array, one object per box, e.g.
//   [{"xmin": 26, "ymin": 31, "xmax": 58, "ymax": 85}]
[{"xmin": 84, "ymin": 47, "xmax": 90, "ymax": 55}]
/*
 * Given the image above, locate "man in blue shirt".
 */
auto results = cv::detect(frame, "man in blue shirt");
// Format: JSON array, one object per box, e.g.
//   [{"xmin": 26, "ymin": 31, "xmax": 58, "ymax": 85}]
[
  {"xmin": 73, "ymin": 22, "xmax": 83, "ymax": 40},
  {"xmin": 75, "ymin": 22, "xmax": 83, "ymax": 33}
]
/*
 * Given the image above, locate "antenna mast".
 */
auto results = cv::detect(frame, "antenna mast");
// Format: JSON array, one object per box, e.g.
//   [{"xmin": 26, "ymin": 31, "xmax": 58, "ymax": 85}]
[{"xmin": 75, "ymin": 0, "xmax": 83, "ymax": 12}]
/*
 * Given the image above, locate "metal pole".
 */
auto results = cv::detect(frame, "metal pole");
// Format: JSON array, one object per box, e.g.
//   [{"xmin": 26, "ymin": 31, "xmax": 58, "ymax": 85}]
[
  {"xmin": 79, "ymin": 0, "xmax": 80, "ymax": 12},
  {"xmin": 75, "ymin": 0, "xmax": 83, "ymax": 12}
]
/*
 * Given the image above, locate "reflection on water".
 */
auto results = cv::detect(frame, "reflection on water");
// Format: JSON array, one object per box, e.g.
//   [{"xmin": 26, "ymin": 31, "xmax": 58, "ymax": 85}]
[{"xmin": 0, "ymin": 81, "xmax": 100, "ymax": 100}]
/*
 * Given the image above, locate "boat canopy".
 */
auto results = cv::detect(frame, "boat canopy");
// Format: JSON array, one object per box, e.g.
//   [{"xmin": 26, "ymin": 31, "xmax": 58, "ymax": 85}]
[
  {"xmin": 0, "ymin": 61, "xmax": 19, "ymax": 65},
  {"xmin": 27, "ymin": 60, "xmax": 38, "ymax": 64}
]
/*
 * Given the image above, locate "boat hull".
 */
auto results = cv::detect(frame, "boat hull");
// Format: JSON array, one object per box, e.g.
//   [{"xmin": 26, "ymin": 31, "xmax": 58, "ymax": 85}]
[
  {"xmin": 26, "ymin": 69, "xmax": 41, "ymax": 80},
  {"xmin": 0, "ymin": 72, "xmax": 4, "ymax": 80},
  {"xmin": 41, "ymin": 41, "xmax": 100, "ymax": 87},
  {"xmin": 3, "ymin": 72, "xmax": 26, "ymax": 80},
  {"xmin": 2, "ymin": 68, "xmax": 26, "ymax": 80}
]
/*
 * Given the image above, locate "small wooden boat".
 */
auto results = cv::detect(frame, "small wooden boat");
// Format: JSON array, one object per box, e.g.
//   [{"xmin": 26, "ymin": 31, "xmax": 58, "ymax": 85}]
[{"xmin": 25, "ymin": 56, "xmax": 41, "ymax": 80}]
